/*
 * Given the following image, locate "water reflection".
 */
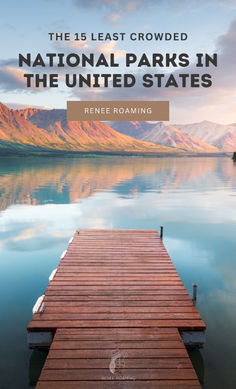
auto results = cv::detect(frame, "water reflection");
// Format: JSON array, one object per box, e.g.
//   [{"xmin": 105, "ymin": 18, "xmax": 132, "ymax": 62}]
[
  {"xmin": 28, "ymin": 350, "xmax": 48, "ymax": 387},
  {"xmin": 1, "ymin": 157, "xmax": 235, "ymax": 212},
  {"xmin": 188, "ymin": 349, "xmax": 205, "ymax": 386},
  {"xmin": 0, "ymin": 156, "xmax": 235, "ymax": 388}
]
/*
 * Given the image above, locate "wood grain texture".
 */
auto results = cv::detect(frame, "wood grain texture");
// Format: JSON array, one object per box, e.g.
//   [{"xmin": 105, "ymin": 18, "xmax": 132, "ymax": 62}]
[
  {"xmin": 26, "ymin": 229, "xmax": 204, "ymax": 388},
  {"xmin": 36, "ymin": 327, "xmax": 201, "ymax": 388}
]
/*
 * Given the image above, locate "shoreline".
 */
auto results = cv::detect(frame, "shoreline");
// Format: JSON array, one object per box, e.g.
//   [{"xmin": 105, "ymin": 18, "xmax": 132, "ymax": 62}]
[{"xmin": 0, "ymin": 151, "xmax": 231, "ymax": 158}]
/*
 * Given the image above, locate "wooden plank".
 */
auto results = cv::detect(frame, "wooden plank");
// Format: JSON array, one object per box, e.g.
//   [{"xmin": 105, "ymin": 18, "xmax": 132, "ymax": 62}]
[
  {"xmin": 32, "ymin": 312, "xmax": 201, "ymax": 320},
  {"xmin": 44, "ymin": 297, "xmax": 192, "ymax": 303},
  {"xmin": 39, "ymin": 368, "xmax": 197, "ymax": 380},
  {"xmin": 42, "ymin": 306, "xmax": 199, "ymax": 313},
  {"xmin": 50, "ymin": 280, "xmax": 183, "ymax": 284},
  {"xmin": 37, "ymin": 380, "xmax": 201, "ymax": 388},
  {"xmin": 54, "ymin": 327, "xmax": 180, "ymax": 335},
  {"xmin": 44, "ymin": 290, "xmax": 189, "ymax": 295},
  {"xmin": 50, "ymin": 340, "xmax": 184, "ymax": 349},
  {"xmin": 54, "ymin": 333, "xmax": 180, "ymax": 342},
  {"xmin": 28, "ymin": 319, "xmax": 205, "ymax": 330},
  {"xmin": 43, "ymin": 295, "xmax": 193, "ymax": 301},
  {"xmin": 44, "ymin": 357, "xmax": 192, "ymax": 369},
  {"xmin": 47, "ymin": 347, "xmax": 188, "ymax": 359},
  {"xmin": 45, "ymin": 285, "xmax": 187, "ymax": 291}
]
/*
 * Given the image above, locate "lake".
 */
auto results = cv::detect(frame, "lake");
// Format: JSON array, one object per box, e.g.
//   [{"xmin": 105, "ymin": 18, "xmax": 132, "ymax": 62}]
[{"xmin": 0, "ymin": 156, "xmax": 236, "ymax": 388}]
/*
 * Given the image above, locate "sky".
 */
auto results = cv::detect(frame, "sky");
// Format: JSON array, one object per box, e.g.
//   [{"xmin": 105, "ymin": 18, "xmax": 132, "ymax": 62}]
[{"xmin": 0, "ymin": 0, "xmax": 236, "ymax": 123}]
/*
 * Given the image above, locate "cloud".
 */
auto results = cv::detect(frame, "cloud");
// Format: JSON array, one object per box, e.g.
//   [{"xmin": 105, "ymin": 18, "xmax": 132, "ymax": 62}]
[
  {"xmin": 0, "ymin": 65, "xmax": 48, "ymax": 92},
  {"xmin": 70, "ymin": 17, "xmax": 236, "ymax": 123},
  {"xmin": 74, "ymin": 0, "xmax": 140, "ymax": 11},
  {"xmin": 67, "ymin": 40, "xmax": 89, "ymax": 50},
  {"xmin": 0, "ymin": 58, "xmax": 19, "ymax": 67},
  {"xmin": 53, "ymin": 35, "xmax": 126, "ymax": 61},
  {"xmin": 73, "ymin": 0, "xmax": 150, "ymax": 22},
  {"xmin": 0, "ymin": 59, "xmax": 46, "ymax": 92},
  {"xmin": 125, "ymin": 1, "xmax": 137, "ymax": 13},
  {"xmin": 12, "ymin": 227, "xmax": 39, "ymax": 242},
  {"xmin": 5, "ymin": 102, "xmax": 52, "ymax": 110},
  {"xmin": 106, "ymin": 12, "xmax": 121, "ymax": 22},
  {"xmin": 0, "ymin": 66, "xmax": 28, "ymax": 91},
  {"xmin": 0, "ymin": 39, "xmax": 126, "ymax": 93},
  {"xmin": 97, "ymin": 41, "xmax": 126, "ymax": 60},
  {"xmin": 214, "ymin": 18, "xmax": 236, "ymax": 89},
  {"xmin": 73, "ymin": 0, "xmax": 236, "ymax": 21}
]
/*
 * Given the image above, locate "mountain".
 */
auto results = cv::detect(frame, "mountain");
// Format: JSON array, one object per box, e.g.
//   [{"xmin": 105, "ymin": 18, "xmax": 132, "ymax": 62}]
[
  {"xmin": 0, "ymin": 103, "xmax": 177, "ymax": 155},
  {"xmin": 107, "ymin": 121, "xmax": 155, "ymax": 139},
  {"xmin": 174, "ymin": 121, "xmax": 236, "ymax": 151},
  {"xmin": 143, "ymin": 123, "xmax": 219, "ymax": 152},
  {"xmin": 214, "ymin": 131, "xmax": 236, "ymax": 151},
  {"xmin": 0, "ymin": 103, "xmax": 53, "ymax": 147},
  {"xmin": 110, "ymin": 121, "xmax": 219, "ymax": 152}
]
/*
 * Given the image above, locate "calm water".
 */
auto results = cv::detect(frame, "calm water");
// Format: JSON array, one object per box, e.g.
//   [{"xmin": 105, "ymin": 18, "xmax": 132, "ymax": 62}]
[{"xmin": 0, "ymin": 156, "xmax": 236, "ymax": 388}]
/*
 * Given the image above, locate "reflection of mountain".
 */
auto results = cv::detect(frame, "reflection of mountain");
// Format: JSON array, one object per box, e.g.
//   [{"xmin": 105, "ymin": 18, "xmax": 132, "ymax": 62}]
[
  {"xmin": 0, "ymin": 103, "xmax": 175, "ymax": 155},
  {"xmin": 0, "ymin": 156, "xmax": 233, "ymax": 213},
  {"xmin": 110, "ymin": 121, "xmax": 219, "ymax": 152},
  {"xmin": 0, "ymin": 158, "xmax": 158, "ymax": 211}
]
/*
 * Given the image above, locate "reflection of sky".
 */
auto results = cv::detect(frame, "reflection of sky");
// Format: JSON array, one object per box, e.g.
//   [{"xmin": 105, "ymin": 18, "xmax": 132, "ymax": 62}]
[{"xmin": 0, "ymin": 156, "xmax": 236, "ymax": 388}]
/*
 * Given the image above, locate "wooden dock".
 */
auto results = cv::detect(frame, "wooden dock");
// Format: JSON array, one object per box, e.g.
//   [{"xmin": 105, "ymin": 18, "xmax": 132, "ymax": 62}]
[{"xmin": 27, "ymin": 229, "xmax": 206, "ymax": 388}]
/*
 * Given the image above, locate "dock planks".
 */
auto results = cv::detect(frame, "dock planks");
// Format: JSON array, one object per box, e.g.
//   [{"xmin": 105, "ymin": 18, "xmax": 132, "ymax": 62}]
[
  {"xmin": 27, "ymin": 229, "xmax": 205, "ymax": 388},
  {"xmin": 37, "ymin": 327, "xmax": 201, "ymax": 388}
]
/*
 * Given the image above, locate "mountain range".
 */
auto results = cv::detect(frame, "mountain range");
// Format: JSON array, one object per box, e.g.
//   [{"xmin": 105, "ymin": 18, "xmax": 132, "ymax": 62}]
[
  {"xmin": 0, "ymin": 102, "xmax": 235, "ymax": 155},
  {"xmin": 0, "ymin": 103, "xmax": 176, "ymax": 155},
  {"xmin": 109, "ymin": 121, "xmax": 236, "ymax": 152}
]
